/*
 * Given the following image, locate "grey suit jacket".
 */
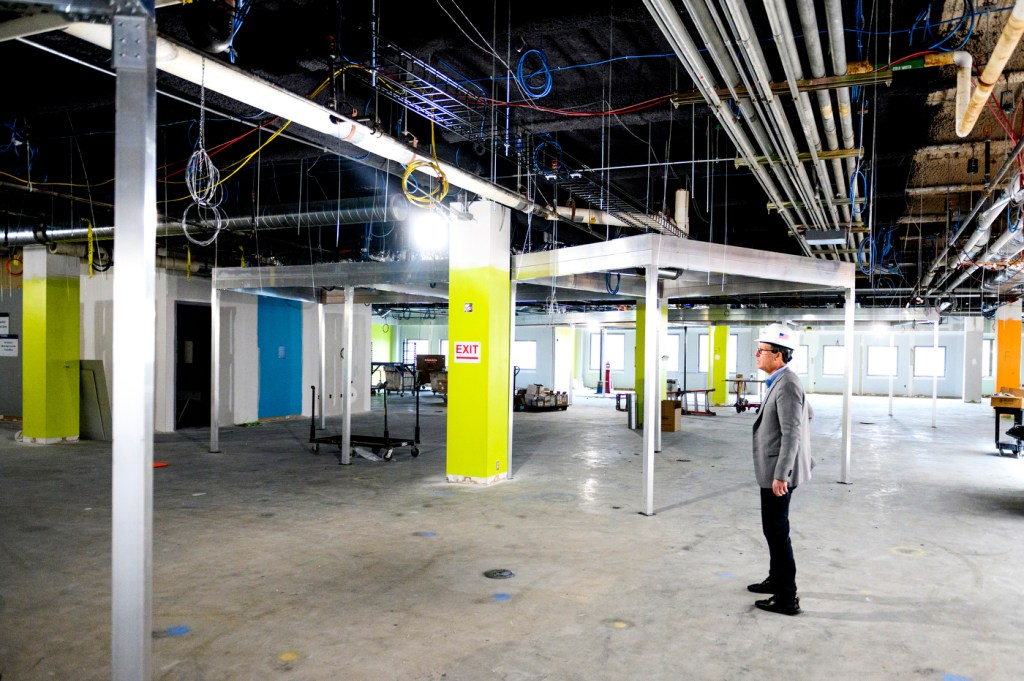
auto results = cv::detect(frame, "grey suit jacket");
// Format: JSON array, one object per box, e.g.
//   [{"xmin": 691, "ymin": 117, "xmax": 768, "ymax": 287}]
[{"xmin": 752, "ymin": 367, "xmax": 813, "ymax": 489}]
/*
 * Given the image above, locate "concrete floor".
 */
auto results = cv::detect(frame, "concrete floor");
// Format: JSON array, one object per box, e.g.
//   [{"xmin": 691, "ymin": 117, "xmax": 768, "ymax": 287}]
[{"xmin": 1, "ymin": 392, "xmax": 1023, "ymax": 680}]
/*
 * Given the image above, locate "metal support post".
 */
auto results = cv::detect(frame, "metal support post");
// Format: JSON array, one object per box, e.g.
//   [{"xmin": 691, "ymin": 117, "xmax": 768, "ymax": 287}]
[
  {"xmin": 641, "ymin": 265, "xmax": 659, "ymax": 515},
  {"xmin": 110, "ymin": 10, "xmax": 157, "ymax": 681},
  {"xmin": 210, "ymin": 287, "xmax": 220, "ymax": 453},
  {"xmin": 340, "ymin": 287, "xmax": 353, "ymax": 464},
  {"xmin": 318, "ymin": 302, "xmax": 326, "ymax": 430},
  {"xmin": 840, "ymin": 287, "xmax": 855, "ymax": 483}
]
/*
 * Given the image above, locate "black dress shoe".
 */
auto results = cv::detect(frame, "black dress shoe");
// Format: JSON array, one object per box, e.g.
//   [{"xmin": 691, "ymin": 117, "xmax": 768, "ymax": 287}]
[
  {"xmin": 754, "ymin": 595, "xmax": 801, "ymax": 616},
  {"xmin": 746, "ymin": 578, "xmax": 775, "ymax": 594}
]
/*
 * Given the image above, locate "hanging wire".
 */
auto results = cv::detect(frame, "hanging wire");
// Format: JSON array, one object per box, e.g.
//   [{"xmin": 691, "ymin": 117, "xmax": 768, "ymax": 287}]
[{"xmin": 182, "ymin": 58, "xmax": 226, "ymax": 246}]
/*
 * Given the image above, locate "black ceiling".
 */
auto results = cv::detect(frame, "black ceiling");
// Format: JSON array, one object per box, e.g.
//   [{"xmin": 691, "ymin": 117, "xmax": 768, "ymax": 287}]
[{"xmin": 0, "ymin": 0, "xmax": 1015, "ymax": 313}]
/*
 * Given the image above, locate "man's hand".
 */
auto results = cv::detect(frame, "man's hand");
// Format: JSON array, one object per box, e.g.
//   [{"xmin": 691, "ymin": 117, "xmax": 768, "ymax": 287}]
[{"xmin": 772, "ymin": 479, "xmax": 789, "ymax": 496}]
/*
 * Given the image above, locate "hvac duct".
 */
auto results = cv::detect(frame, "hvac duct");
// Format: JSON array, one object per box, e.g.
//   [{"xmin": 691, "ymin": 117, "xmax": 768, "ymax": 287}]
[{"xmin": 0, "ymin": 197, "xmax": 409, "ymax": 247}]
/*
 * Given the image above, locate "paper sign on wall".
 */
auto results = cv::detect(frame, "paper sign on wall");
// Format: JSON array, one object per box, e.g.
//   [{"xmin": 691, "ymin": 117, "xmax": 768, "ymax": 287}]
[
  {"xmin": 0, "ymin": 313, "xmax": 8, "ymax": 335},
  {"xmin": 454, "ymin": 341, "xmax": 481, "ymax": 363},
  {"xmin": 0, "ymin": 335, "xmax": 18, "ymax": 357}
]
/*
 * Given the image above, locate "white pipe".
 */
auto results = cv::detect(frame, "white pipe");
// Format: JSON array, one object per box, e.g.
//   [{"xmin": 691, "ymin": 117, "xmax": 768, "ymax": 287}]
[
  {"xmin": 957, "ymin": 0, "xmax": 1024, "ymax": 137},
  {"xmin": 674, "ymin": 189, "xmax": 690, "ymax": 238},
  {"xmin": 62, "ymin": 23, "xmax": 555, "ymax": 221}
]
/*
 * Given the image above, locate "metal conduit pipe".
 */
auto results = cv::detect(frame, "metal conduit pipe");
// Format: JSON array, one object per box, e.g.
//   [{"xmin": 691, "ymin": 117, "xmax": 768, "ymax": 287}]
[
  {"xmin": 957, "ymin": 0, "xmax": 1024, "ymax": 137},
  {"xmin": 933, "ymin": 178, "xmax": 1024, "ymax": 291},
  {"xmin": 679, "ymin": 0, "xmax": 819, "ymax": 236},
  {"xmin": 794, "ymin": 0, "xmax": 851, "ymax": 227},
  {"xmin": 719, "ymin": 0, "xmax": 832, "ymax": 234},
  {"xmin": 823, "ymin": 0, "xmax": 860, "ymax": 219},
  {"xmin": 762, "ymin": 0, "xmax": 843, "ymax": 248},
  {"xmin": 643, "ymin": 0, "xmax": 814, "ymax": 256},
  {"xmin": 694, "ymin": 0, "xmax": 829, "ymax": 237},
  {"xmin": 947, "ymin": 225, "xmax": 1024, "ymax": 292}
]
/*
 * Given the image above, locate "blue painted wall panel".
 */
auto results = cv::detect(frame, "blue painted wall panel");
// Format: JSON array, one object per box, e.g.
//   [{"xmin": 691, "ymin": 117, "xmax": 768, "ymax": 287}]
[{"xmin": 258, "ymin": 297, "xmax": 303, "ymax": 418}]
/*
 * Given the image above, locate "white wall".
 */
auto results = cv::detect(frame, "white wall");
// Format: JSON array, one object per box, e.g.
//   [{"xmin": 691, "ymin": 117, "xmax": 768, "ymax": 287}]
[
  {"xmin": 301, "ymin": 302, "xmax": 372, "ymax": 417},
  {"xmin": 514, "ymin": 326, "xmax": 555, "ymax": 390}
]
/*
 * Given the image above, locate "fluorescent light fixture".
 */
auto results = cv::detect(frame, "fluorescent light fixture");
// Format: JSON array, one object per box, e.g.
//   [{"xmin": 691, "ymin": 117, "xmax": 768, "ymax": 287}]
[
  {"xmin": 805, "ymin": 229, "xmax": 846, "ymax": 246},
  {"xmin": 410, "ymin": 210, "xmax": 448, "ymax": 253}
]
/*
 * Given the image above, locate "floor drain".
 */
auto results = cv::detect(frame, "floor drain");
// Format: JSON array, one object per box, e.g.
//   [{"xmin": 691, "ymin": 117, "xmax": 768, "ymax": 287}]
[{"xmin": 484, "ymin": 568, "xmax": 514, "ymax": 579}]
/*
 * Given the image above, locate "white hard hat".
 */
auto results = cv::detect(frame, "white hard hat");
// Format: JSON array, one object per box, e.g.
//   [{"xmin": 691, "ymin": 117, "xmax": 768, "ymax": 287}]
[{"xmin": 757, "ymin": 323, "xmax": 799, "ymax": 352}]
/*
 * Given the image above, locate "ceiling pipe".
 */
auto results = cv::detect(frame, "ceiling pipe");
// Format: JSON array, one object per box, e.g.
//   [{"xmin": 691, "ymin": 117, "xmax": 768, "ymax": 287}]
[
  {"xmin": 956, "ymin": 0, "xmax": 1024, "ymax": 137},
  {"xmin": 822, "ymin": 0, "xmax": 861, "ymax": 220},
  {"xmin": 761, "ymin": 0, "xmax": 843, "ymax": 234},
  {"xmin": 61, "ymin": 23, "xmax": 558, "ymax": 224},
  {"xmin": 646, "ymin": 0, "xmax": 815, "ymax": 256},
  {"xmin": 718, "ymin": 0, "xmax": 833, "ymax": 235},
  {"xmin": 948, "ymin": 224, "xmax": 1024, "ymax": 292},
  {"xmin": 677, "ymin": 0, "xmax": 819, "ymax": 239},
  {"xmin": 919, "ymin": 137, "xmax": 1024, "ymax": 293},
  {"xmin": 793, "ymin": 0, "xmax": 851, "ymax": 230}
]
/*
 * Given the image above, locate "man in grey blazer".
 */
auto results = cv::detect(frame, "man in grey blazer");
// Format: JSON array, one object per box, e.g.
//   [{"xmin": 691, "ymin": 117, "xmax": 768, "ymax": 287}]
[{"xmin": 747, "ymin": 324, "xmax": 813, "ymax": 616}]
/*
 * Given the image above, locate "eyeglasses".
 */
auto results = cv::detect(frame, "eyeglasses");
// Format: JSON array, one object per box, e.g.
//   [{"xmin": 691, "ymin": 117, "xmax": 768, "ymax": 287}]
[{"xmin": 755, "ymin": 346, "xmax": 778, "ymax": 355}]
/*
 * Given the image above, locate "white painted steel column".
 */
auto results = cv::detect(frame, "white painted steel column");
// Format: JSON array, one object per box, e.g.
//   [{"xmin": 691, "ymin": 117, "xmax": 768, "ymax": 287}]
[
  {"xmin": 568, "ymin": 323, "xmax": 576, "ymax": 406},
  {"xmin": 932, "ymin": 321, "xmax": 939, "ymax": 428},
  {"xmin": 110, "ymin": 12, "xmax": 156, "ymax": 681},
  {"xmin": 318, "ymin": 302, "xmax": 326, "ymax": 430},
  {"xmin": 641, "ymin": 267, "xmax": 659, "ymax": 515},
  {"xmin": 888, "ymin": 330, "xmax": 894, "ymax": 416},
  {"xmin": 210, "ymin": 287, "xmax": 220, "ymax": 453},
  {"xmin": 654, "ymin": 301, "xmax": 664, "ymax": 454},
  {"xmin": 340, "ymin": 287, "xmax": 353, "ymax": 464},
  {"xmin": 508, "ymin": 282, "xmax": 517, "ymax": 479},
  {"xmin": 840, "ymin": 288, "xmax": 855, "ymax": 483}
]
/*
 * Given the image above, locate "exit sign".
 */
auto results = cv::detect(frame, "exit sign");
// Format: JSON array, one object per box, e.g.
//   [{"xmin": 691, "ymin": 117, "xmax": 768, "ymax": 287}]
[{"xmin": 454, "ymin": 341, "xmax": 481, "ymax": 363}]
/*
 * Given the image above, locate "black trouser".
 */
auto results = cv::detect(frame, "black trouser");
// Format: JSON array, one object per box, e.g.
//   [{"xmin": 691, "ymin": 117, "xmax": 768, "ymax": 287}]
[{"xmin": 760, "ymin": 486, "xmax": 797, "ymax": 602}]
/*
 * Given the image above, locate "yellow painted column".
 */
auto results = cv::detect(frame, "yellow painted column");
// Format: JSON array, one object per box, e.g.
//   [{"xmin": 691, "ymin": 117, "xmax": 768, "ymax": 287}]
[
  {"xmin": 995, "ymin": 300, "xmax": 1022, "ymax": 392},
  {"xmin": 710, "ymin": 325, "xmax": 729, "ymax": 406},
  {"xmin": 446, "ymin": 201, "xmax": 510, "ymax": 484},
  {"xmin": 635, "ymin": 303, "xmax": 647, "ymax": 426},
  {"xmin": 22, "ymin": 246, "xmax": 80, "ymax": 443}
]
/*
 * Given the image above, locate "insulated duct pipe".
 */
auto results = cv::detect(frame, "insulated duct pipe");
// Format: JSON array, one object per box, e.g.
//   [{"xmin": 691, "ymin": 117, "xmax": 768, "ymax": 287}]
[
  {"xmin": 957, "ymin": 0, "xmax": 1024, "ymax": 137},
  {"xmin": 0, "ymin": 197, "xmax": 410, "ymax": 247},
  {"xmin": 62, "ymin": 24, "xmax": 556, "ymax": 222}
]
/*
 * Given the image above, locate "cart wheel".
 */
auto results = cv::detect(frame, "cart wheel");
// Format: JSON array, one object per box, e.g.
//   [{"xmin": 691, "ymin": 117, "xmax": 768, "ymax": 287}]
[
  {"xmin": 411, "ymin": 447, "xmax": 420, "ymax": 458},
  {"xmin": 383, "ymin": 448, "xmax": 394, "ymax": 461},
  {"xmin": 311, "ymin": 443, "xmax": 320, "ymax": 454},
  {"xmin": 735, "ymin": 404, "xmax": 743, "ymax": 413}
]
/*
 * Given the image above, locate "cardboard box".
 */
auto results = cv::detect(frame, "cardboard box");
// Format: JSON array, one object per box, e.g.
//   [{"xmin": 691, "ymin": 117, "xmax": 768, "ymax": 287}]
[
  {"xmin": 661, "ymin": 399, "xmax": 682, "ymax": 432},
  {"xmin": 991, "ymin": 387, "xmax": 1024, "ymax": 409}
]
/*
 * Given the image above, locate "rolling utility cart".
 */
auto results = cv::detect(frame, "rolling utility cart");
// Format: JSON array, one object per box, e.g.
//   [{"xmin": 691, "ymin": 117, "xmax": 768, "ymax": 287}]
[
  {"xmin": 309, "ymin": 385, "xmax": 420, "ymax": 463},
  {"xmin": 726, "ymin": 376, "xmax": 765, "ymax": 413},
  {"xmin": 991, "ymin": 389, "xmax": 1024, "ymax": 457}
]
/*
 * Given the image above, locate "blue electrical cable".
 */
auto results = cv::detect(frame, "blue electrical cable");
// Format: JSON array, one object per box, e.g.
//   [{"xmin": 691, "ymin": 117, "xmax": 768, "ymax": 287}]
[
  {"xmin": 516, "ymin": 49, "xmax": 553, "ymax": 99},
  {"xmin": 606, "ymin": 272, "xmax": 621, "ymax": 295}
]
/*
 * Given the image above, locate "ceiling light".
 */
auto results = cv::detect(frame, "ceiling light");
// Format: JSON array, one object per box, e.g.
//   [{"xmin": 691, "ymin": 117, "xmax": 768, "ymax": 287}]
[
  {"xmin": 409, "ymin": 210, "xmax": 448, "ymax": 254},
  {"xmin": 804, "ymin": 229, "xmax": 846, "ymax": 246}
]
